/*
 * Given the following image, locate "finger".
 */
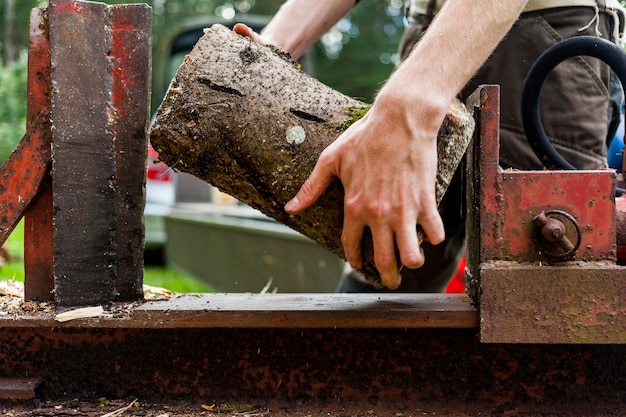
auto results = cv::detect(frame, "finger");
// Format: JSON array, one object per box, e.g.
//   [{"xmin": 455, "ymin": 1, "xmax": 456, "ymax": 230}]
[
  {"xmin": 395, "ymin": 221, "xmax": 425, "ymax": 269},
  {"xmin": 285, "ymin": 153, "xmax": 336, "ymax": 214},
  {"xmin": 341, "ymin": 216, "xmax": 365, "ymax": 271},
  {"xmin": 233, "ymin": 23, "xmax": 253, "ymax": 38},
  {"xmin": 419, "ymin": 209, "xmax": 445, "ymax": 246},
  {"xmin": 370, "ymin": 226, "xmax": 402, "ymax": 290},
  {"xmin": 233, "ymin": 23, "xmax": 265, "ymax": 44}
]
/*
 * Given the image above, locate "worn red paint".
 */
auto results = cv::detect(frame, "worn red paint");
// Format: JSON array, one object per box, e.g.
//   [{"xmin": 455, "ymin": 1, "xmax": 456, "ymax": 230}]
[
  {"xmin": 53, "ymin": 0, "xmax": 82, "ymax": 15},
  {"xmin": 499, "ymin": 170, "xmax": 616, "ymax": 261},
  {"xmin": 23, "ymin": 7, "xmax": 54, "ymax": 302},
  {"xmin": 111, "ymin": 12, "xmax": 141, "ymax": 116},
  {"xmin": 617, "ymin": 194, "xmax": 626, "ymax": 264},
  {"xmin": 468, "ymin": 85, "xmax": 626, "ymax": 344},
  {"xmin": 0, "ymin": 114, "xmax": 51, "ymax": 248}
]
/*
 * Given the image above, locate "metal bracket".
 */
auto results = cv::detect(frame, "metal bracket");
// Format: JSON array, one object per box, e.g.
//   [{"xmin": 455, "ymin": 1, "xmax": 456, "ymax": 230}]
[{"xmin": 466, "ymin": 85, "xmax": 626, "ymax": 344}]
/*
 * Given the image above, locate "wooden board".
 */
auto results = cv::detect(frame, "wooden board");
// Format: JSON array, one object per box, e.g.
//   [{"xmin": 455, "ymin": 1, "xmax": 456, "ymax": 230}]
[{"xmin": 49, "ymin": 0, "xmax": 117, "ymax": 306}]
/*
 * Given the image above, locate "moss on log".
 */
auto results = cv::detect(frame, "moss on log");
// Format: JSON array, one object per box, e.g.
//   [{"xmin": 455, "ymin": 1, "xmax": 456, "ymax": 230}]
[{"xmin": 150, "ymin": 24, "xmax": 475, "ymax": 288}]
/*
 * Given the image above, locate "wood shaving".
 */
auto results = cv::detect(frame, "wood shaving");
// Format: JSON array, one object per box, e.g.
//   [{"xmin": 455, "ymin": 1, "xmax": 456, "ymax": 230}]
[
  {"xmin": 0, "ymin": 280, "xmax": 23, "ymax": 297},
  {"xmin": 55, "ymin": 305, "xmax": 104, "ymax": 322}
]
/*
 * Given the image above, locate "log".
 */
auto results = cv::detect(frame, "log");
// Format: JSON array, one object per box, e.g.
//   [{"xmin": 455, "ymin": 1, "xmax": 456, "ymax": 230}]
[{"xmin": 150, "ymin": 24, "xmax": 475, "ymax": 288}]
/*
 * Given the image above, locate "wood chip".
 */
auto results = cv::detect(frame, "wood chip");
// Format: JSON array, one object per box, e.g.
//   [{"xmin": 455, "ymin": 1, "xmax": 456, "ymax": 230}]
[
  {"xmin": 143, "ymin": 284, "xmax": 172, "ymax": 301},
  {"xmin": 55, "ymin": 305, "xmax": 104, "ymax": 322},
  {"xmin": 100, "ymin": 398, "xmax": 137, "ymax": 417}
]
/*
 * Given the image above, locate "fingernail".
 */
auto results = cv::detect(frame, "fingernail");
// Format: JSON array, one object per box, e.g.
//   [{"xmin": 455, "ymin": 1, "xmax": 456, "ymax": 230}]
[{"xmin": 284, "ymin": 196, "xmax": 299, "ymax": 213}]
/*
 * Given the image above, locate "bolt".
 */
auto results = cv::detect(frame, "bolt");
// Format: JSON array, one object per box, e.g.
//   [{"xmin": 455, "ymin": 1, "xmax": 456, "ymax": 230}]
[{"xmin": 533, "ymin": 211, "xmax": 575, "ymax": 252}]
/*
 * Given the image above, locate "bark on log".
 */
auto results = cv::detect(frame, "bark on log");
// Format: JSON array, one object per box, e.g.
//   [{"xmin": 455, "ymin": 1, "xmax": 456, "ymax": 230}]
[{"xmin": 150, "ymin": 24, "xmax": 475, "ymax": 288}]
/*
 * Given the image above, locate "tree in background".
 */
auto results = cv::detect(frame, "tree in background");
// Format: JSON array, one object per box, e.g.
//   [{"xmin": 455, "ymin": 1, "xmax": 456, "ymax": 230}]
[{"xmin": 0, "ymin": 51, "xmax": 26, "ymax": 161}]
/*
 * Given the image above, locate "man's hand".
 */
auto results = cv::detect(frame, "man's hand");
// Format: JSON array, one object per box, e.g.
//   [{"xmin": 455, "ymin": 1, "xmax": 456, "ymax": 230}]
[{"xmin": 285, "ymin": 90, "xmax": 446, "ymax": 289}]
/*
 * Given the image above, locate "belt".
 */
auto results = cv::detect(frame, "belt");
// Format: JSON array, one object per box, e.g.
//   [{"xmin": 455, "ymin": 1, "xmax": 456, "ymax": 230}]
[
  {"xmin": 409, "ymin": 0, "xmax": 622, "ymax": 15},
  {"xmin": 408, "ymin": 0, "xmax": 625, "ymax": 37}
]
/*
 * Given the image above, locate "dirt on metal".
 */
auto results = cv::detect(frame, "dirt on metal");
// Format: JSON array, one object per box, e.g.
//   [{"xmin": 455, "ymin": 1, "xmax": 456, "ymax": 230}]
[{"xmin": 4, "ymin": 398, "xmax": 626, "ymax": 416}]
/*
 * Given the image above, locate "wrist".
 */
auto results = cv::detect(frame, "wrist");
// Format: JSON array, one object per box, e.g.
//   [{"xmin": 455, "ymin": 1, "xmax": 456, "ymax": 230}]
[{"xmin": 374, "ymin": 82, "xmax": 450, "ymax": 138}]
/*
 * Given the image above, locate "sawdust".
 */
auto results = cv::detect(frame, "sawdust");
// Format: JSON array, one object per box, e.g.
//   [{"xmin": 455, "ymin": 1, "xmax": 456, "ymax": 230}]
[
  {"xmin": 0, "ymin": 280, "xmax": 55, "ymax": 316},
  {"xmin": 4, "ymin": 398, "xmax": 625, "ymax": 417},
  {"xmin": 0, "ymin": 281, "xmax": 174, "ymax": 321}
]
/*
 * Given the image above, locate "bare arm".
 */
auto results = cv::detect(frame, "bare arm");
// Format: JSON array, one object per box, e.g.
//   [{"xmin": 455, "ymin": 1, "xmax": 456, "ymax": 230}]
[
  {"xmin": 234, "ymin": 0, "xmax": 356, "ymax": 60},
  {"xmin": 284, "ymin": 0, "xmax": 529, "ymax": 288}
]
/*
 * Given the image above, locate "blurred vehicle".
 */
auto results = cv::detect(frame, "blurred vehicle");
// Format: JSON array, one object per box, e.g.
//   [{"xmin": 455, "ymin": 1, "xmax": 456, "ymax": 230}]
[
  {"xmin": 144, "ymin": 143, "xmax": 175, "ymax": 251},
  {"xmin": 144, "ymin": 15, "xmax": 273, "ymax": 254}
]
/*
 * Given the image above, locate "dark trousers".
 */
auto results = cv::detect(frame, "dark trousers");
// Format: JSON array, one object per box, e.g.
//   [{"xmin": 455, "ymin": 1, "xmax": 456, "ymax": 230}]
[{"xmin": 337, "ymin": 6, "xmax": 620, "ymax": 293}]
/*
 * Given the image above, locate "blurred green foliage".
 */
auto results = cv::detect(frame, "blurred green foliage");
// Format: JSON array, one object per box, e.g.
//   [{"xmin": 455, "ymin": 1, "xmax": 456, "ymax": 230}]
[{"xmin": 0, "ymin": 51, "xmax": 27, "ymax": 163}]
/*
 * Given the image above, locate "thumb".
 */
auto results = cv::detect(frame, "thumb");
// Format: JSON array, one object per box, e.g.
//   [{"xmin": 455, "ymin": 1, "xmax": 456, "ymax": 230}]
[{"xmin": 285, "ymin": 163, "xmax": 336, "ymax": 214}]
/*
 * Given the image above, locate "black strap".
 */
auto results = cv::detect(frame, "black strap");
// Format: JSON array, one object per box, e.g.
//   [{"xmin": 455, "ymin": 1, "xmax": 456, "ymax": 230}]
[{"xmin": 425, "ymin": 0, "xmax": 438, "ymax": 20}]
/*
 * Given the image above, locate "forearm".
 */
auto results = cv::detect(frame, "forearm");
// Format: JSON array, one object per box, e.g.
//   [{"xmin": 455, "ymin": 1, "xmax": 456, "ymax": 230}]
[
  {"xmin": 377, "ymin": 0, "xmax": 528, "ymax": 123},
  {"xmin": 261, "ymin": 0, "xmax": 356, "ymax": 60}
]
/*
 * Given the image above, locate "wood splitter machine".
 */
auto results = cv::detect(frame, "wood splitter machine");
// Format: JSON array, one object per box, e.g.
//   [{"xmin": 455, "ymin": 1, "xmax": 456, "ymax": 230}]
[{"xmin": 1, "ymin": 0, "xmax": 626, "ymax": 408}]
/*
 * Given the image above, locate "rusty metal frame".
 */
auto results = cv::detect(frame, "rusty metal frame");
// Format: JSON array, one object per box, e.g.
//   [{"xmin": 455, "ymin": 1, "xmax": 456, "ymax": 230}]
[{"xmin": 466, "ymin": 85, "xmax": 626, "ymax": 344}]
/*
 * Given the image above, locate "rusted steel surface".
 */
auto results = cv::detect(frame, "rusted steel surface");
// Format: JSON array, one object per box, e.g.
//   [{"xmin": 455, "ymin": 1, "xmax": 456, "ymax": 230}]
[
  {"xmin": 499, "ymin": 170, "xmax": 616, "ymax": 262},
  {"xmin": 480, "ymin": 261, "xmax": 626, "ymax": 343},
  {"xmin": 0, "ymin": 112, "xmax": 50, "ymax": 247},
  {"xmin": 466, "ymin": 87, "xmax": 616, "ymax": 265},
  {"xmin": 2, "ymin": 326, "xmax": 626, "ymax": 408},
  {"xmin": 468, "ymin": 85, "xmax": 626, "ymax": 344},
  {"xmin": 0, "ymin": 377, "xmax": 41, "ymax": 400},
  {"xmin": 465, "ymin": 85, "xmax": 502, "ymax": 303},
  {"xmin": 24, "ymin": 181, "xmax": 54, "ymax": 302},
  {"xmin": 111, "ymin": 4, "xmax": 151, "ymax": 300},
  {"xmin": 46, "ymin": 0, "xmax": 150, "ymax": 305},
  {"xmin": 0, "ymin": 293, "xmax": 478, "ymax": 329},
  {"xmin": 617, "ymin": 194, "xmax": 626, "ymax": 264},
  {"xmin": 24, "ymin": 7, "xmax": 54, "ymax": 302}
]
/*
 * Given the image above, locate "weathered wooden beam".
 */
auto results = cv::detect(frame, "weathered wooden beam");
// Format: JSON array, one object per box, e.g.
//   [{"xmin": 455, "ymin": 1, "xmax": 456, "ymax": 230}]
[
  {"xmin": 0, "ymin": 293, "xmax": 478, "ymax": 329},
  {"xmin": 49, "ymin": 0, "xmax": 117, "ymax": 306},
  {"xmin": 151, "ymin": 24, "xmax": 475, "ymax": 288}
]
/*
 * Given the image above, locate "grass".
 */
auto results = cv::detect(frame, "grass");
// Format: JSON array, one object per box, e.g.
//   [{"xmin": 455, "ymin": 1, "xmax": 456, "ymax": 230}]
[{"xmin": 0, "ymin": 220, "xmax": 211, "ymax": 294}]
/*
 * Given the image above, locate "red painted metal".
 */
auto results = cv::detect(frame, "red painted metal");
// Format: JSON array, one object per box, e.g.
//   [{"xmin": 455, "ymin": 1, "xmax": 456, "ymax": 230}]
[
  {"xmin": 499, "ymin": 170, "xmax": 616, "ymax": 262},
  {"xmin": 24, "ymin": 7, "xmax": 54, "ymax": 302},
  {"xmin": 110, "ymin": 4, "xmax": 151, "ymax": 300},
  {"xmin": 0, "ymin": 7, "xmax": 51, "ymax": 255},
  {"xmin": 617, "ymin": 194, "xmax": 626, "ymax": 264},
  {"xmin": 467, "ymin": 86, "xmax": 626, "ymax": 343},
  {"xmin": 465, "ymin": 85, "xmax": 502, "ymax": 302},
  {"xmin": 467, "ymin": 85, "xmax": 615, "ymax": 264},
  {"xmin": 0, "ymin": 113, "xmax": 50, "ymax": 247}
]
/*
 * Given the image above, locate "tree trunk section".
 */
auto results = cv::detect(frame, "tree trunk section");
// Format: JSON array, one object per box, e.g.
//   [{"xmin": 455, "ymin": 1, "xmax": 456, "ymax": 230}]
[{"xmin": 150, "ymin": 24, "xmax": 475, "ymax": 288}]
